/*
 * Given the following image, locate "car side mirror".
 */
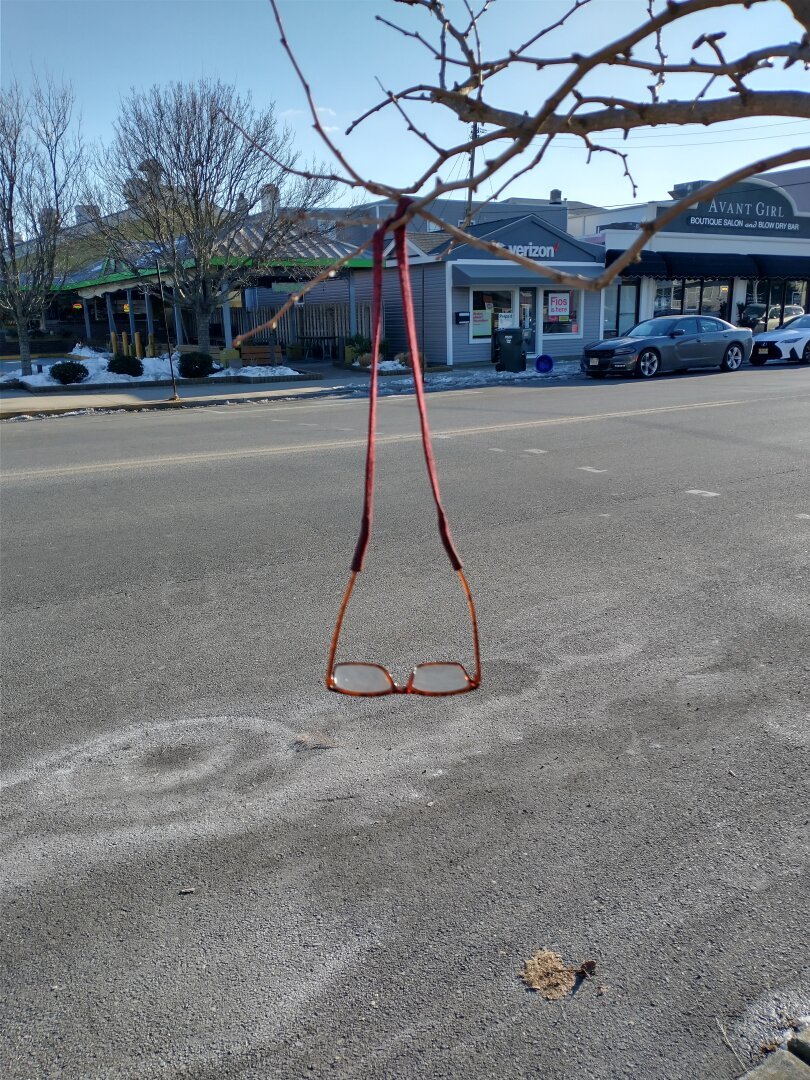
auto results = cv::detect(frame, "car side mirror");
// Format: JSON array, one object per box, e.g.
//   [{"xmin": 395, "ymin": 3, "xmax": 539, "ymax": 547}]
[{"xmin": 670, "ymin": 328, "xmax": 685, "ymax": 337}]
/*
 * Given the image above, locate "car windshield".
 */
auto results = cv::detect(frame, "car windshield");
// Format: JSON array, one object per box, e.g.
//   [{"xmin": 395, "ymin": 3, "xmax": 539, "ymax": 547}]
[
  {"xmin": 745, "ymin": 305, "xmax": 766, "ymax": 316},
  {"xmin": 781, "ymin": 314, "xmax": 810, "ymax": 330},
  {"xmin": 627, "ymin": 318, "xmax": 677, "ymax": 338}
]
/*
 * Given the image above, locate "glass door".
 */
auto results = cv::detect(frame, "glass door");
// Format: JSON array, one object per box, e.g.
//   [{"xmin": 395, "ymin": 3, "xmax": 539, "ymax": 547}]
[{"xmin": 519, "ymin": 287, "xmax": 537, "ymax": 352}]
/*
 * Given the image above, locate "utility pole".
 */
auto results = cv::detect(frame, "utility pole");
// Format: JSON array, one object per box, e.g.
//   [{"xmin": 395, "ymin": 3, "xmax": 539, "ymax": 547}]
[{"xmin": 462, "ymin": 122, "xmax": 479, "ymax": 228}]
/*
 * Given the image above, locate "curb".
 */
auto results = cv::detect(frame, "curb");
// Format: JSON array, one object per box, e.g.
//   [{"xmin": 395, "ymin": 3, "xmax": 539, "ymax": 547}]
[
  {"xmin": 14, "ymin": 371, "xmax": 324, "ymax": 394},
  {"xmin": 741, "ymin": 1030, "xmax": 810, "ymax": 1078},
  {"xmin": 0, "ymin": 365, "xmax": 585, "ymax": 421}
]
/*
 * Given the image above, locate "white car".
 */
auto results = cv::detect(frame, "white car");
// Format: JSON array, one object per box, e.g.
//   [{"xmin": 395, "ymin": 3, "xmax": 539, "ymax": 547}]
[{"xmin": 750, "ymin": 314, "xmax": 810, "ymax": 366}]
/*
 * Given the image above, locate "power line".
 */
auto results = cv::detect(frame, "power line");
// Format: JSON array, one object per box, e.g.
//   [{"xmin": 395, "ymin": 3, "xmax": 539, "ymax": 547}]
[
  {"xmin": 543, "ymin": 129, "xmax": 810, "ymax": 150},
  {"xmin": 542, "ymin": 118, "xmax": 810, "ymax": 145}
]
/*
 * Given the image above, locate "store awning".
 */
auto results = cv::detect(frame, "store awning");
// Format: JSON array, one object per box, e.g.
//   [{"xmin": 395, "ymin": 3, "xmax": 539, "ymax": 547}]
[
  {"xmin": 452, "ymin": 263, "xmax": 602, "ymax": 286},
  {"xmin": 749, "ymin": 254, "xmax": 810, "ymax": 279},
  {"xmin": 605, "ymin": 250, "xmax": 668, "ymax": 279},
  {"xmin": 662, "ymin": 252, "xmax": 760, "ymax": 278}
]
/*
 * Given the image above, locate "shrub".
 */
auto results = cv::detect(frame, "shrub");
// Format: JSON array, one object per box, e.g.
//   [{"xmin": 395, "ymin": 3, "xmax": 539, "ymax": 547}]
[
  {"xmin": 178, "ymin": 351, "xmax": 214, "ymax": 378},
  {"xmin": 107, "ymin": 353, "xmax": 144, "ymax": 377},
  {"xmin": 50, "ymin": 360, "xmax": 89, "ymax": 385},
  {"xmin": 347, "ymin": 333, "xmax": 371, "ymax": 354}
]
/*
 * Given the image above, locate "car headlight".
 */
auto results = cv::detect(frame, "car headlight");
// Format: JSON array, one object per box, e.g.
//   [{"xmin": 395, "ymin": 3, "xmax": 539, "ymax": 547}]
[
  {"xmin": 612, "ymin": 344, "xmax": 637, "ymax": 355},
  {"xmin": 778, "ymin": 336, "xmax": 801, "ymax": 344}
]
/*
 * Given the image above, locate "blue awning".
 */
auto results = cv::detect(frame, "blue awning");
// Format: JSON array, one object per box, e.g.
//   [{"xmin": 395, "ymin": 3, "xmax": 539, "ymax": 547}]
[
  {"xmin": 452, "ymin": 263, "xmax": 602, "ymax": 286},
  {"xmin": 607, "ymin": 249, "xmax": 763, "ymax": 279},
  {"xmin": 605, "ymin": 249, "xmax": 668, "ymax": 279},
  {"xmin": 749, "ymin": 254, "xmax": 810, "ymax": 279},
  {"xmin": 663, "ymin": 252, "xmax": 759, "ymax": 278}
]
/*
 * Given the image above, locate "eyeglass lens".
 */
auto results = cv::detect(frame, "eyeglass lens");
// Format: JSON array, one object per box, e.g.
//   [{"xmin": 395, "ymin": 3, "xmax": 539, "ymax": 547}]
[{"xmin": 409, "ymin": 663, "xmax": 471, "ymax": 693}]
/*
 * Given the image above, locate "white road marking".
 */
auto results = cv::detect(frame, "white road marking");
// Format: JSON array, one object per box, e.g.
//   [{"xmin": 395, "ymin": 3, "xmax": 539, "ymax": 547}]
[
  {"xmin": 598, "ymin": 513, "xmax": 610, "ymax": 518},
  {"xmin": 488, "ymin": 448, "xmax": 505, "ymax": 452},
  {"xmin": 524, "ymin": 449, "xmax": 548, "ymax": 454},
  {"xmin": 578, "ymin": 466, "xmax": 607, "ymax": 473},
  {"xmin": 433, "ymin": 434, "xmax": 452, "ymax": 439},
  {"xmin": 796, "ymin": 513, "xmax": 810, "ymax": 519},
  {"xmin": 685, "ymin": 489, "xmax": 720, "ymax": 497}
]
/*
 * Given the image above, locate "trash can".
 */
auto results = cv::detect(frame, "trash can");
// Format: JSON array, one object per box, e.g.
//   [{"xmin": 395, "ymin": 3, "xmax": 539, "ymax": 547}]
[{"xmin": 491, "ymin": 328, "xmax": 526, "ymax": 372}]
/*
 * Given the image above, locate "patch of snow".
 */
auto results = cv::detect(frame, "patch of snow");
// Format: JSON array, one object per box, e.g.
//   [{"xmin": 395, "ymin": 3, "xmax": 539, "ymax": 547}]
[
  {"xmin": 379, "ymin": 360, "xmax": 408, "ymax": 372},
  {"xmin": 17, "ymin": 350, "xmax": 185, "ymax": 388},
  {"xmin": 70, "ymin": 344, "xmax": 110, "ymax": 360},
  {"xmin": 211, "ymin": 365, "xmax": 301, "ymax": 379}
]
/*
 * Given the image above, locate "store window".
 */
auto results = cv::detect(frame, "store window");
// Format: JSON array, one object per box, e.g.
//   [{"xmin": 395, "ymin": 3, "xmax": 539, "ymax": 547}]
[
  {"xmin": 542, "ymin": 288, "xmax": 581, "ymax": 334},
  {"xmin": 471, "ymin": 289, "xmax": 513, "ymax": 339},
  {"xmin": 743, "ymin": 279, "xmax": 809, "ymax": 330},
  {"xmin": 654, "ymin": 280, "xmax": 683, "ymax": 316},
  {"xmin": 654, "ymin": 278, "xmax": 731, "ymax": 321},
  {"xmin": 603, "ymin": 281, "xmax": 639, "ymax": 337}
]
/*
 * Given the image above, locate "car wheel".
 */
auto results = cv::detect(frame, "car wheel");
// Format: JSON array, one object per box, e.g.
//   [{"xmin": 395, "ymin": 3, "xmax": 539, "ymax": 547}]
[
  {"xmin": 720, "ymin": 343, "xmax": 744, "ymax": 371},
  {"xmin": 635, "ymin": 349, "xmax": 660, "ymax": 378},
  {"xmin": 801, "ymin": 342, "xmax": 810, "ymax": 364},
  {"xmin": 749, "ymin": 356, "xmax": 768, "ymax": 367}
]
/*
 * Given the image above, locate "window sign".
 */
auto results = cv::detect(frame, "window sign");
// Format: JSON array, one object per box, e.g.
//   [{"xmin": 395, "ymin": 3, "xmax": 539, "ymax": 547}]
[
  {"xmin": 471, "ymin": 289, "xmax": 513, "ymax": 339},
  {"xmin": 472, "ymin": 309, "xmax": 492, "ymax": 336},
  {"xmin": 542, "ymin": 289, "xmax": 581, "ymax": 335}
]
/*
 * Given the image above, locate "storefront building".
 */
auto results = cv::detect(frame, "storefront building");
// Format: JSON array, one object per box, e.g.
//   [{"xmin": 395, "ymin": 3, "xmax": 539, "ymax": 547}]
[
  {"xmin": 300, "ymin": 214, "xmax": 605, "ymax": 367},
  {"xmin": 569, "ymin": 168, "xmax": 810, "ymax": 338}
]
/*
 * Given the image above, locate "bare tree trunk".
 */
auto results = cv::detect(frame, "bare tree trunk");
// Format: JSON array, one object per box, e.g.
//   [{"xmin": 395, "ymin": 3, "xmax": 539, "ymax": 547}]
[
  {"xmin": 195, "ymin": 309, "xmax": 212, "ymax": 355},
  {"xmin": 17, "ymin": 323, "xmax": 32, "ymax": 377}
]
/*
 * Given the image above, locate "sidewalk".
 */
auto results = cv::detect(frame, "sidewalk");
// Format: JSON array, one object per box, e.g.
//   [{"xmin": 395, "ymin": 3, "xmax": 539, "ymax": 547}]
[{"xmin": 0, "ymin": 359, "xmax": 582, "ymax": 420}]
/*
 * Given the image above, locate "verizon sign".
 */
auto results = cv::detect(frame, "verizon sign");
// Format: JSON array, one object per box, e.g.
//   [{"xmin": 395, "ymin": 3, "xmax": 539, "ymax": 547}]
[{"xmin": 498, "ymin": 242, "xmax": 560, "ymax": 259}]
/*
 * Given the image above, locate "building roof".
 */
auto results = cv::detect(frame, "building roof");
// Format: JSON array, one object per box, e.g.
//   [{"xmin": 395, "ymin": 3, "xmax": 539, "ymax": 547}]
[{"xmin": 415, "ymin": 214, "xmax": 604, "ymax": 262}]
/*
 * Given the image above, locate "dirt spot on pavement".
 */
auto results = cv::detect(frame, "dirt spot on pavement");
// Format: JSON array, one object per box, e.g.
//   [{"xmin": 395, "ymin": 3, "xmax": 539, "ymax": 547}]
[{"xmin": 520, "ymin": 950, "xmax": 597, "ymax": 1000}]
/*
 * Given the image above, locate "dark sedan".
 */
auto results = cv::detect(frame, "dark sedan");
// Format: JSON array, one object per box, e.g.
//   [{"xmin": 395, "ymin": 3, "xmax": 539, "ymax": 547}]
[{"xmin": 582, "ymin": 316, "xmax": 753, "ymax": 379}]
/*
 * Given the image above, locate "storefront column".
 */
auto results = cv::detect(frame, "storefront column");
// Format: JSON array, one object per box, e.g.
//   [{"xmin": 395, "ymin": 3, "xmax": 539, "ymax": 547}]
[
  {"xmin": 144, "ymin": 292, "xmax": 155, "ymax": 337},
  {"xmin": 81, "ymin": 298, "xmax": 92, "ymax": 342},
  {"xmin": 126, "ymin": 289, "xmax": 136, "ymax": 338},
  {"xmin": 348, "ymin": 272, "xmax": 357, "ymax": 336},
  {"xmin": 731, "ymin": 278, "xmax": 748, "ymax": 324},
  {"xmin": 222, "ymin": 298, "xmax": 233, "ymax": 348},
  {"xmin": 173, "ymin": 301, "xmax": 184, "ymax": 346},
  {"xmin": 105, "ymin": 293, "xmax": 116, "ymax": 337}
]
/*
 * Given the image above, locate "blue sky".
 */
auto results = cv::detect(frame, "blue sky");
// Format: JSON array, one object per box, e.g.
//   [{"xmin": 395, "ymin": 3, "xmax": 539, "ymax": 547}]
[{"xmin": 2, "ymin": 0, "xmax": 808, "ymax": 209}]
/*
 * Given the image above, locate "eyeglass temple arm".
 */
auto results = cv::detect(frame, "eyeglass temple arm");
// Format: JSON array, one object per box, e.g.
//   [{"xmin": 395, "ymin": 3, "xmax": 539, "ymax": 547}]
[
  {"xmin": 458, "ymin": 567, "xmax": 481, "ymax": 686},
  {"xmin": 394, "ymin": 205, "xmax": 463, "ymax": 572},
  {"xmin": 326, "ymin": 570, "xmax": 358, "ymax": 686},
  {"xmin": 350, "ymin": 227, "xmax": 386, "ymax": 574}
]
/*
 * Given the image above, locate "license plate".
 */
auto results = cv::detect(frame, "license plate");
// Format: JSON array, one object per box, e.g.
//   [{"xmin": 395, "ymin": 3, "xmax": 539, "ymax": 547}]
[
  {"xmin": 756, "ymin": 347, "xmax": 769, "ymax": 355},
  {"xmin": 589, "ymin": 358, "xmax": 599, "ymax": 367}
]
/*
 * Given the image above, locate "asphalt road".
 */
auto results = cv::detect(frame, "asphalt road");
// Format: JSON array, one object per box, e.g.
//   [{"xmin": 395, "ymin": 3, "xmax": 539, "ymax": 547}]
[{"xmin": 2, "ymin": 367, "xmax": 809, "ymax": 1079}]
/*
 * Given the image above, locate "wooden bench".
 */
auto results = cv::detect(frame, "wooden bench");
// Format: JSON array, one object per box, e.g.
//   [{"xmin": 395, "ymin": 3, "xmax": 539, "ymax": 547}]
[{"xmin": 240, "ymin": 344, "xmax": 283, "ymax": 366}]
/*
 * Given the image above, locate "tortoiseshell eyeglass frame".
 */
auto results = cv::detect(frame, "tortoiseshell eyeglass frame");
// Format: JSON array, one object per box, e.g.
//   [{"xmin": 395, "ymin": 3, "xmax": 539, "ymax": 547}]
[{"xmin": 326, "ymin": 198, "xmax": 482, "ymax": 698}]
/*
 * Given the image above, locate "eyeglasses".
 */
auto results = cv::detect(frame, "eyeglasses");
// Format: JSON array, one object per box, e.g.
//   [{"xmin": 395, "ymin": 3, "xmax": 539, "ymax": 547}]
[{"xmin": 327, "ymin": 201, "xmax": 481, "ymax": 697}]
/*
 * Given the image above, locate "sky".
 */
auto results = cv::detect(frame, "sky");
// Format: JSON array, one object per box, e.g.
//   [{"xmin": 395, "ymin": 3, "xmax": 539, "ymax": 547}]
[{"xmin": 2, "ymin": 0, "xmax": 809, "ymax": 211}]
